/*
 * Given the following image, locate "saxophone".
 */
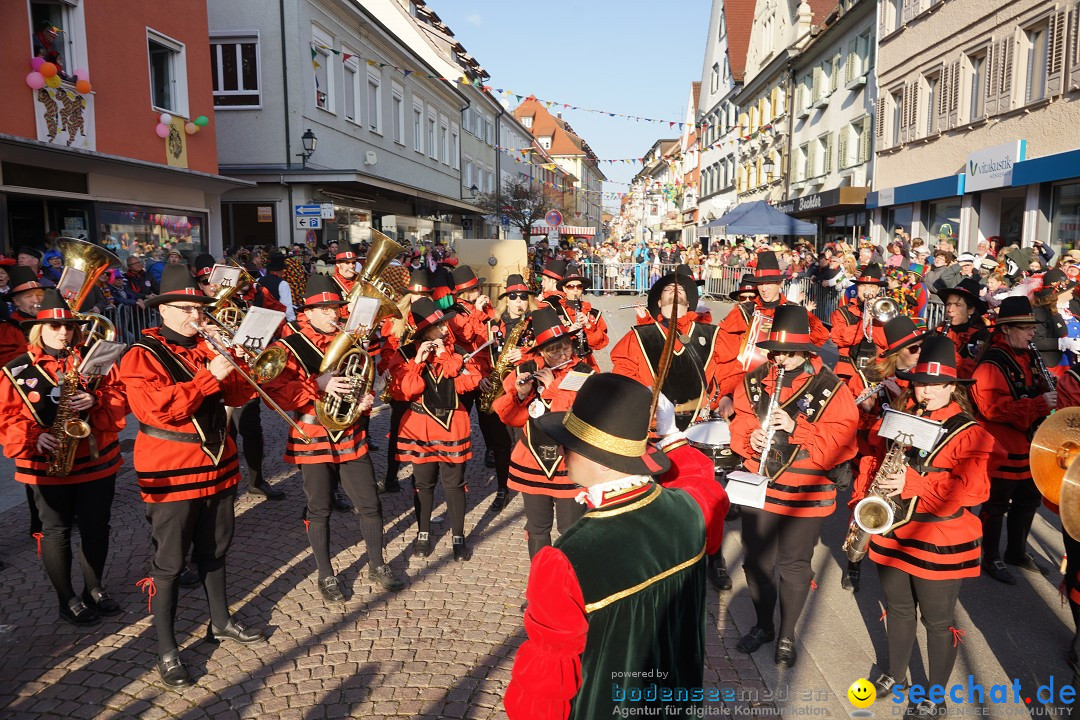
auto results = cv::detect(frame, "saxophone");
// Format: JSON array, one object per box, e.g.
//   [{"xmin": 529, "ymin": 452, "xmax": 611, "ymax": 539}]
[
  {"xmin": 480, "ymin": 315, "xmax": 530, "ymax": 413},
  {"xmin": 48, "ymin": 352, "xmax": 92, "ymax": 477}
]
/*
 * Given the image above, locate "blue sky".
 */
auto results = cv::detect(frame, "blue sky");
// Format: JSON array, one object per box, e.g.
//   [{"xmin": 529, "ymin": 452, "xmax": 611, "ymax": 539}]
[{"xmin": 434, "ymin": 0, "xmax": 709, "ymax": 211}]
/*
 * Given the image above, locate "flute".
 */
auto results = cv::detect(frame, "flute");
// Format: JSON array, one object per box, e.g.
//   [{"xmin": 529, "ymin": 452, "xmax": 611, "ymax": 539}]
[{"xmin": 515, "ymin": 358, "xmax": 575, "ymax": 386}]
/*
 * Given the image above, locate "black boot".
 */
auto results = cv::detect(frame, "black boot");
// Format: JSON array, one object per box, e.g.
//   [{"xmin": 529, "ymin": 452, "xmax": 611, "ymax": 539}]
[
  {"xmin": 157, "ymin": 649, "xmax": 192, "ymax": 688},
  {"xmin": 489, "ymin": 489, "xmax": 509, "ymax": 513},
  {"xmin": 527, "ymin": 533, "xmax": 551, "ymax": 559},
  {"xmin": 841, "ymin": 560, "xmax": 862, "ymax": 592},
  {"xmin": 248, "ymin": 482, "xmax": 285, "ymax": 500},
  {"xmin": 413, "ymin": 532, "xmax": 432, "ymax": 558},
  {"xmin": 452, "ymin": 535, "xmax": 472, "ymax": 562},
  {"xmin": 706, "ymin": 554, "xmax": 732, "ymax": 591},
  {"xmin": 205, "ymin": 618, "xmax": 265, "ymax": 645}
]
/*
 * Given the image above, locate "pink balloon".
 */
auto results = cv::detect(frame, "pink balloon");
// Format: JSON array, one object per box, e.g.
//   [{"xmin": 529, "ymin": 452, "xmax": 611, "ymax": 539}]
[
  {"xmin": 184, "ymin": 122, "xmax": 198, "ymax": 135},
  {"xmin": 30, "ymin": 57, "xmax": 45, "ymax": 71},
  {"xmin": 25, "ymin": 72, "xmax": 45, "ymax": 90},
  {"xmin": 155, "ymin": 123, "xmax": 170, "ymax": 138},
  {"xmin": 73, "ymin": 68, "xmax": 89, "ymax": 81}
]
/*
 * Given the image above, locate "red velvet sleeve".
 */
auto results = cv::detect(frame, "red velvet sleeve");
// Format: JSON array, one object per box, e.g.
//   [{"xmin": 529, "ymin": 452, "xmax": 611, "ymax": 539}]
[
  {"xmin": 454, "ymin": 354, "xmax": 483, "ymax": 394},
  {"xmin": 659, "ymin": 442, "xmax": 729, "ymax": 555},
  {"xmin": 970, "ymin": 362, "xmax": 1051, "ymax": 428},
  {"xmin": 493, "ymin": 370, "xmax": 533, "ymax": 427},
  {"xmin": 901, "ymin": 424, "xmax": 992, "ymax": 513},
  {"xmin": 808, "ymin": 311, "xmax": 830, "ymax": 347},
  {"xmin": 504, "ymin": 547, "xmax": 587, "ymax": 720},
  {"xmin": 584, "ymin": 313, "xmax": 609, "ymax": 351},
  {"xmin": 729, "ymin": 379, "xmax": 758, "ymax": 462},
  {"xmin": 390, "ymin": 353, "xmax": 426, "ymax": 402}
]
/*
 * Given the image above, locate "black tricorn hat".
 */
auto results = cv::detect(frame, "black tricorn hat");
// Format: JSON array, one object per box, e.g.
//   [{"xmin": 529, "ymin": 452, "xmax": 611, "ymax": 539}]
[
  {"xmin": 647, "ymin": 264, "xmax": 699, "ymax": 320},
  {"xmin": 853, "ymin": 263, "xmax": 888, "ymax": 287},
  {"xmin": 451, "ymin": 265, "xmax": 480, "ymax": 293},
  {"xmin": 302, "ymin": 273, "xmax": 347, "ymax": 308},
  {"xmin": 535, "ymin": 373, "xmax": 672, "ymax": 476},
  {"xmin": 407, "ymin": 268, "xmax": 432, "ymax": 294},
  {"xmin": 145, "ymin": 264, "xmax": 213, "ymax": 308},
  {"xmin": 556, "ymin": 263, "xmax": 592, "ymax": 291},
  {"xmin": 935, "ymin": 277, "xmax": 986, "ymax": 314},
  {"xmin": 541, "ymin": 258, "xmax": 568, "ymax": 282},
  {"xmin": 410, "ymin": 296, "xmax": 454, "ymax": 334},
  {"xmin": 995, "ymin": 296, "xmax": 1037, "ymax": 325},
  {"xmin": 729, "ymin": 273, "xmax": 756, "ymax": 301},
  {"xmin": 757, "ymin": 305, "xmax": 820, "ymax": 354},
  {"xmin": 529, "ymin": 308, "xmax": 570, "ymax": 351},
  {"xmin": 6, "ymin": 265, "xmax": 44, "ymax": 298},
  {"xmin": 21, "ymin": 288, "xmax": 84, "ymax": 326},
  {"xmin": 896, "ymin": 335, "xmax": 975, "ymax": 385},
  {"xmin": 749, "ymin": 251, "xmax": 784, "ymax": 284},
  {"xmin": 880, "ymin": 315, "xmax": 926, "ymax": 357},
  {"xmin": 499, "ymin": 273, "xmax": 536, "ymax": 298}
]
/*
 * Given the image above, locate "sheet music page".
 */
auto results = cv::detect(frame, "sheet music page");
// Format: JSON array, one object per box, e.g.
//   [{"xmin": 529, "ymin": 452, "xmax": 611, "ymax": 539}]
[
  {"xmin": 208, "ymin": 264, "xmax": 242, "ymax": 290},
  {"xmin": 557, "ymin": 371, "xmax": 591, "ymax": 392},
  {"xmin": 877, "ymin": 409, "xmax": 944, "ymax": 452},
  {"xmin": 79, "ymin": 340, "xmax": 126, "ymax": 377},
  {"xmin": 233, "ymin": 307, "xmax": 286, "ymax": 352},
  {"xmin": 346, "ymin": 296, "xmax": 381, "ymax": 334},
  {"xmin": 725, "ymin": 471, "xmax": 770, "ymax": 508},
  {"xmin": 56, "ymin": 267, "xmax": 87, "ymax": 303}
]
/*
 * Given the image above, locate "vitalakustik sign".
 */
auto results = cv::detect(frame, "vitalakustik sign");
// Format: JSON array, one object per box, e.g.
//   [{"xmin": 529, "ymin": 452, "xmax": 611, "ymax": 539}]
[{"xmin": 965, "ymin": 140, "xmax": 1027, "ymax": 193}]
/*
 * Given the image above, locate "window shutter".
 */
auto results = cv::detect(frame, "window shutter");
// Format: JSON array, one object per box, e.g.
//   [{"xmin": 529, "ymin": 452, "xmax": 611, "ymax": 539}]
[
  {"xmin": 875, "ymin": 97, "xmax": 886, "ymax": 144},
  {"xmin": 998, "ymin": 35, "xmax": 1015, "ymax": 112},
  {"xmin": 838, "ymin": 128, "xmax": 849, "ymax": 170},
  {"xmin": 846, "ymin": 38, "xmax": 859, "ymax": 83},
  {"xmin": 937, "ymin": 67, "xmax": 950, "ymax": 132},
  {"xmin": 1048, "ymin": 8, "xmax": 1069, "ymax": 97},
  {"xmin": 985, "ymin": 40, "xmax": 1000, "ymax": 115},
  {"xmin": 1070, "ymin": 3, "xmax": 1080, "ymax": 90},
  {"xmin": 825, "ymin": 133, "xmax": 833, "ymax": 174},
  {"xmin": 812, "ymin": 68, "xmax": 822, "ymax": 103},
  {"xmin": 880, "ymin": 2, "xmax": 889, "ymax": 34},
  {"xmin": 948, "ymin": 59, "xmax": 961, "ymax": 127},
  {"xmin": 860, "ymin": 116, "xmax": 873, "ymax": 162},
  {"xmin": 902, "ymin": 0, "xmax": 915, "ymax": 24},
  {"xmin": 831, "ymin": 51, "xmax": 841, "ymax": 92}
]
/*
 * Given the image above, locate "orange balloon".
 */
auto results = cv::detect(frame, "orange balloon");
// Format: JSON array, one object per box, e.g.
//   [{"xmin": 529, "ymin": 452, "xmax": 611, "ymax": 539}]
[
  {"xmin": 39, "ymin": 62, "xmax": 58, "ymax": 78},
  {"xmin": 75, "ymin": 79, "xmax": 92, "ymax": 94}
]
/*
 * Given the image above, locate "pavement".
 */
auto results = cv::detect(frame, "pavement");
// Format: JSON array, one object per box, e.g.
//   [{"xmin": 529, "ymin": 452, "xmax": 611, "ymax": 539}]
[{"xmin": 0, "ymin": 293, "xmax": 1074, "ymax": 719}]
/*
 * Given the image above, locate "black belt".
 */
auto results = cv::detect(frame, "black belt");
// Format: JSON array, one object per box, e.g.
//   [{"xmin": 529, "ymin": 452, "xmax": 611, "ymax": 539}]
[
  {"xmin": 409, "ymin": 402, "xmax": 453, "ymax": 421},
  {"xmin": 910, "ymin": 509, "xmax": 963, "ymax": 523},
  {"xmin": 294, "ymin": 412, "xmax": 320, "ymax": 425},
  {"xmin": 139, "ymin": 423, "xmax": 225, "ymax": 445}
]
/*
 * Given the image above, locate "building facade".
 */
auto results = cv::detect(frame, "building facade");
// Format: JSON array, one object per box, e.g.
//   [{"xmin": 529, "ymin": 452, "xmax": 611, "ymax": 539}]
[
  {"xmin": 0, "ymin": 0, "xmax": 243, "ymax": 256},
  {"xmin": 869, "ymin": 0, "xmax": 1080, "ymax": 257}
]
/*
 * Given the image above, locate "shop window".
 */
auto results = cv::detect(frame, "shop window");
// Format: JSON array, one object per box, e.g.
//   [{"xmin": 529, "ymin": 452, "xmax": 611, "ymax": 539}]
[
  {"xmin": 927, "ymin": 199, "xmax": 961, "ymax": 244},
  {"xmin": 99, "ymin": 207, "xmax": 205, "ymax": 255},
  {"xmin": 885, "ymin": 205, "xmax": 913, "ymax": 238},
  {"xmin": 210, "ymin": 34, "xmax": 260, "ymax": 108},
  {"xmin": 1051, "ymin": 183, "xmax": 1080, "ymax": 257},
  {"xmin": 148, "ymin": 30, "xmax": 187, "ymax": 116}
]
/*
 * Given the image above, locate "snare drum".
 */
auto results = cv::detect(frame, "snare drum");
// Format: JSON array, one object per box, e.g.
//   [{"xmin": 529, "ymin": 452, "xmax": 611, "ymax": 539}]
[{"xmin": 685, "ymin": 420, "xmax": 741, "ymax": 473}]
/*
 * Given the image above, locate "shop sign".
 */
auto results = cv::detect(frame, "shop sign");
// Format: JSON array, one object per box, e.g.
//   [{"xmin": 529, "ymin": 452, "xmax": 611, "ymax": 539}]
[
  {"xmin": 877, "ymin": 187, "xmax": 895, "ymax": 206},
  {"xmin": 965, "ymin": 140, "xmax": 1026, "ymax": 193},
  {"xmin": 257, "ymin": 206, "xmax": 273, "ymax": 223}
]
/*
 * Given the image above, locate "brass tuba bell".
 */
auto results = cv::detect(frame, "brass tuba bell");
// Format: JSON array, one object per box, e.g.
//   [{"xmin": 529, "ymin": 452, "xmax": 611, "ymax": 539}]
[{"xmin": 56, "ymin": 237, "xmax": 121, "ymax": 346}]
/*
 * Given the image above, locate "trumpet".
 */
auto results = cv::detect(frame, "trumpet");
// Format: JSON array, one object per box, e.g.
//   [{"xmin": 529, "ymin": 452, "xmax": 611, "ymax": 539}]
[{"xmin": 189, "ymin": 322, "xmax": 312, "ymax": 443}]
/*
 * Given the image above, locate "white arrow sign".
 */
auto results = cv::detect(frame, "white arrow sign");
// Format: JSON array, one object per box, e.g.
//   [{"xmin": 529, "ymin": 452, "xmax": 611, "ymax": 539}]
[{"xmin": 296, "ymin": 217, "xmax": 322, "ymax": 229}]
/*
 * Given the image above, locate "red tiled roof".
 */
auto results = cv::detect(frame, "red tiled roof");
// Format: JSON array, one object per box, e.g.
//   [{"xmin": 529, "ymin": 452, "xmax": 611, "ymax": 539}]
[
  {"xmin": 691, "ymin": 81, "xmax": 702, "ymax": 109},
  {"xmin": 725, "ymin": 0, "xmax": 756, "ymax": 83},
  {"xmin": 513, "ymin": 97, "xmax": 597, "ymax": 160}
]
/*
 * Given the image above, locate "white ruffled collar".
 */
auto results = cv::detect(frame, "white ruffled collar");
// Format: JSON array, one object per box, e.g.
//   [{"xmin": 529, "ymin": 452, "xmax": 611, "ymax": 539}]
[{"xmin": 576, "ymin": 474, "xmax": 652, "ymax": 508}]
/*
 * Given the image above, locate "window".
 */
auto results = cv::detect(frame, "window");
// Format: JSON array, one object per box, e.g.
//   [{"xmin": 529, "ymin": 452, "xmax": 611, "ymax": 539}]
[
  {"xmin": 474, "ymin": 111, "xmax": 483, "ymax": 137},
  {"xmin": 312, "ymin": 29, "xmax": 334, "ymax": 112},
  {"xmin": 522, "ymin": 115, "xmax": 532, "ymax": 129},
  {"xmin": 925, "ymin": 73, "xmax": 939, "ymax": 135},
  {"xmin": 413, "ymin": 99, "xmax": 424, "ymax": 153},
  {"xmin": 799, "ymin": 72, "xmax": 813, "ymax": 113},
  {"xmin": 718, "ymin": 11, "xmax": 726, "ymax": 39},
  {"xmin": 464, "ymin": 158, "xmax": 473, "ymax": 188},
  {"xmin": 391, "ymin": 82, "xmax": 404, "ymax": 144},
  {"xmin": 1025, "ymin": 25, "xmax": 1049, "ymax": 103},
  {"xmin": 796, "ymin": 143, "xmax": 809, "ymax": 181},
  {"xmin": 367, "ymin": 69, "xmax": 382, "ymax": 133},
  {"xmin": 451, "ymin": 123, "xmax": 460, "ymax": 169},
  {"xmin": 210, "ymin": 34, "xmax": 260, "ymax": 108},
  {"xmin": 711, "ymin": 62, "xmax": 720, "ymax": 93},
  {"xmin": 427, "ymin": 109, "xmax": 437, "ymax": 159},
  {"xmin": 463, "ymin": 107, "xmax": 474, "ymax": 135},
  {"xmin": 815, "ymin": 133, "xmax": 832, "ymax": 177},
  {"xmin": 890, "ymin": 89, "xmax": 903, "ymax": 147},
  {"xmin": 967, "ymin": 52, "xmax": 986, "ymax": 120},
  {"xmin": 893, "ymin": 0, "xmax": 904, "ymax": 32},
  {"xmin": 439, "ymin": 116, "xmax": 449, "ymax": 164},
  {"xmin": 539, "ymin": 136, "xmax": 552, "ymax": 150},
  {"xmin": 485, "ymin": 119, "xmax": 494, "ymax": 145},
  {"xmin": 148, "ymin": 30, "xmax": 187, "ymax": 116},
  {"xmin": 343, "ymin": 55, "xmax": 359, "ymax": 123}
]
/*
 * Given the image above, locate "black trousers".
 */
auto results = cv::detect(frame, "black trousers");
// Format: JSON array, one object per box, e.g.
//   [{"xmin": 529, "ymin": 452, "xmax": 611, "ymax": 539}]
[
  {"xmin": 384, "ymin": 400, "xmax": 409, "ymax": 482},
  {"xmin": 877, "ymin": 564, "xmax": 963, "ymax": 688},
  {"xmin": 31, "ymin": 475, "xmax": 115, "ymax": 607},
  {"xmin": 301, "ymin": 456, "xmax": 385, "ymax": 579},
  {"xmin": 979, "ymin": 477, "xmax": 1043, "ymax": 562},
  {"xmin": 145, "ymin": 488, "xmax": 236, "ymax": 655},
  {"xmin": 462, "ymin": 389, "xmax": 512, "ymax": 492},
  {"xmin": 413, "ymin": 462, "xmax": 466, "ymax": 536},
  {"xmin": 26, "ymin": 483, "xmax": 41, "ymax": 535},
  {"xmin": 740, "ymin": 508, "xmax": 826, "ymax": 638},
  {"xmin": 522, "ymin": 493, "xmax": 585, "ymax": 558},
  {"xmin": 230, "ymin": 398, "xmax": 265, "ymax": 488}
]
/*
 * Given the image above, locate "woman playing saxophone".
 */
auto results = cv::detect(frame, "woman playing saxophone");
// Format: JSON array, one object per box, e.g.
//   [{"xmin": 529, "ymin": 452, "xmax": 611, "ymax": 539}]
[
  {"xmin": 851, "ymin": 336, "xmax": 992, "ymax": 717},
  {"xmin": 0, "ymin": 289, "xmax": 127, "ymax": 625}
]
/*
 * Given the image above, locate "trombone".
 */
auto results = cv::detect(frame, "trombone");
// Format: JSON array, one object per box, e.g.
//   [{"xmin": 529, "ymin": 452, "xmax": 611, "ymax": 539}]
[{"xmin": 202, "ymin": 262, "xmax": 288, "ymax": 384}]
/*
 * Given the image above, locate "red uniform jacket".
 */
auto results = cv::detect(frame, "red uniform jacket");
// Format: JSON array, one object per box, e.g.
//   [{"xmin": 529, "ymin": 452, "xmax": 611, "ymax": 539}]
[
  {"xmin": 376, "ymin": 315, "xmax": 418, "ymax": 375},
  {"xmin": 715, "ymin": 299, "xmax": 830, "ymax": 398},
  {"xmin": 503, "ymin": 442, "xmax": 728, "ymax": 720},
  {"xmin": 852, "ymin": 401, "xmax": 992, "ymax": 580},
  {"xmin": 1060, "ymin": 365, "xmax": 1080, "ymax": 408},
  {"xmin": 121, "ymin": 328, "xmax": 255, "ymax": 503},
  {"xmin": 730, "ymin": 358, "xmax": 859, "ymax": 517},
  {"xmin": 941, "ymin": 320, "xmax": 990, "ymax": 379},
  {"xmin": 970, "ymin": 335, "xmax": 1052, "ymax": 483},
  {"xmin": 830, "ymin": 302, "xmax": 887, "ymax": 361},
  {"xmin": 0, "ymin": 345, "xmax": 127, "ymax": 485},
  {"xmin": 0, "ymin": 320, "xmax": 26, "ymax": 366},
  {"xmin": 387, "ymin": 344, "xmax": 481, "ymax": 464},
  {"xmin": 494, "ymin": 359, "xmax": 594, "ymax": 498},
  {"xmin": 261, "ymin": 316, "xmax": 371, "ymax": 465},
  {"xmin": 449, "ymin": 301, "xmax": 496, "ymax": 375},
  {"xmin": 542, "ymin": 295, "xmax": 609, "ymax": 371}
]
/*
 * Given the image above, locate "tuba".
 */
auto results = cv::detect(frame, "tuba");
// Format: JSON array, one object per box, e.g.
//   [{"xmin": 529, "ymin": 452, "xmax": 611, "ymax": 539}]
[
  {"xmin": 56, "ymin": 237, "xmax": 120, "ymax": 346},
  {"xmin": 315, "ymin": 229, "xmax": 405, "ymax": 430}
]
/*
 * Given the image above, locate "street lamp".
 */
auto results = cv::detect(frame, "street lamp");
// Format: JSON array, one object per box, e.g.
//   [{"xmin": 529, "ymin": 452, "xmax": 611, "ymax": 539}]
[
  {"xmin": 763, "ymin": 157, "xmax": 776, "ymax": 179},
  {"xmin": 298, "ymin": 129, "xmax": 318, "ymax": 167},
  {"xmin": 463, "ymin": 184, "xmax": 479, "ymax": 199}
]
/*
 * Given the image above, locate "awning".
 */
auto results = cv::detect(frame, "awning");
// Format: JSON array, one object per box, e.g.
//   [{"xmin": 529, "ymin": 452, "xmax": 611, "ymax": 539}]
[{"xmin": 529, "ymin": 225, "xmax": 596, "ymax": 236}]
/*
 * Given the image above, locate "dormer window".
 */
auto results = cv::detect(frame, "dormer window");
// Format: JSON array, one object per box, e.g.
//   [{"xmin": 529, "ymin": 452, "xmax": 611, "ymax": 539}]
[{"xmin": 522, "ymin": 116, "xmax": 533, "ymax": 128}]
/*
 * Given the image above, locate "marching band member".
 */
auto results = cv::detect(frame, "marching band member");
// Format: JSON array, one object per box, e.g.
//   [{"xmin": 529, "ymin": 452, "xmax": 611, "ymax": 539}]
[
  {"xmin": 729, "ymin": 273, "xmax": 757, "ymax": 304},
  {"xmin": 0, "ymin": 290, "xmax": 126, "ymax": 625},
  {"xmin": 730, "ymin": 305, "xmax": 858, "ymax": 668},
  {"xmin": 495, "ymin": 273, "xmax": 537, "ymax": 345},
  {"xmin": 715, "ymin": 252, "xmax": 830, "ymax": 416},
  {"xmin": 121, "ymin": 264, "xmax": 265, "ymax": 688},
  {"xmin": 449, "ymin": 265, "xmax": 512, "ymax": 496},
  {"xmin": 261, "ymin": 273, "xmax": 404, "ymax": 601},
  {"xmin": 831, "ymin": 264, "xmax": 889, "ymax": 385},
  {"xmin": 331, "ymin": 247, "xmax": 360, "ymax": 296},
  {"xmin": 493, "ymin": 308, "xmax": 593, "ymax": 558},
  {"xmin": 972, "ymin": 296, "xmax": 1057, "ymax": 585},
  {"xmin": 935, "ymin": 277, "xmax": 990, "ymax": 379},
  {"xmin": 537, "ymin": 258, "xmax": 568, "ymax": 310},
  {"xmin": 504, "ymin": 374, "xmax": 728, "ymax": 719},
  {"xmin": 387, "ymin": 297, "xmax": 482, "ymax": 561},
  {"xmin": 856, "ymin": 337, "xmax": 991, "ymax": 719},
  {"xmin": 545, "ymin": 265, "xmax": 608, "ymax": 372}
]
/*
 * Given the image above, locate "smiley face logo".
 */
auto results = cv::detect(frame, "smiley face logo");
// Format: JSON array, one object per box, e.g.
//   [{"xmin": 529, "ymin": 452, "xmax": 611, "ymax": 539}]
[{"xmin": 848, "ymin": 678, "xmax": 876, "ymax": 708}]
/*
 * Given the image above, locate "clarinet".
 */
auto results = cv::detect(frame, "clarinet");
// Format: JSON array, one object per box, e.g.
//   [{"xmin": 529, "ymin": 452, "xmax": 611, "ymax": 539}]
[
  {"xmin": 757, "ymin": 364, "xmax": 787, "ymax": 477},
  {"xmin": 1029, "ymin": 342, "xmax": 1057, "ymax": 391}
]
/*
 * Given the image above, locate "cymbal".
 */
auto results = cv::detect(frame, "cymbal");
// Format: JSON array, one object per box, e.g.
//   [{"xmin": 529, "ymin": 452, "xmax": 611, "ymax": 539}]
[
  {"xmin": 1060, "ymin": 459, "xmax": 1080, "ymax": 542},
  {"xmin": 1030, "ymin": 407, "xmax": 1080, "ymax": 505}
]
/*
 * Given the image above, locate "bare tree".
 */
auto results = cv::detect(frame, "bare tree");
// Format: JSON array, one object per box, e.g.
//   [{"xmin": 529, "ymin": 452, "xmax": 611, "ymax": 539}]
[{"xmin": 474, "ymin": 177, "xmax": 572, "ymax": 241}]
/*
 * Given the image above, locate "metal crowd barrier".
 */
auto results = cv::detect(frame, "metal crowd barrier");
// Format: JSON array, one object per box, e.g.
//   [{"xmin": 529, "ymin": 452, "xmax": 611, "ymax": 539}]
[{"xmin": 103, "ymin": 304, "xmax": 160, "ymax": 344}]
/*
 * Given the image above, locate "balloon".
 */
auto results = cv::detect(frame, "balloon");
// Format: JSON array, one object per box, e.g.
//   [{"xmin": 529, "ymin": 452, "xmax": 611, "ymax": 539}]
[
  {"xmin": 73, "ymin": 68, "xmax": 89, "ymax": 81},
  {"xmin": 30, "ymin": 57, "xmax": 45, "ymax": 71},
  {"xmin": 155, "ymin": 123, "xmax": 170, "ymax": 138},
  {"xmin": 25, "ymin": 72, "xmax": 45, "ymax": 90},
  {"xmin": 39, "ymin": 62, "xmax": 58, "ymax": 78},
  {"xmin": 159, "ymin": 113, "xmax": 172, "ymax": 125},
  {"xmin": 45, "ymin": 74, "xmax": 62, "ymax": 88},
  {"xmin": 184, "ymin": 122, "xmax": 198, "ymax": 135},
  {"xmin": 74, "ymin": 79, "xmax": 92, "ymax": 94},
  {"xmin": 193, "ymin": 115, "xmax": 210, "ymax": 127}
]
